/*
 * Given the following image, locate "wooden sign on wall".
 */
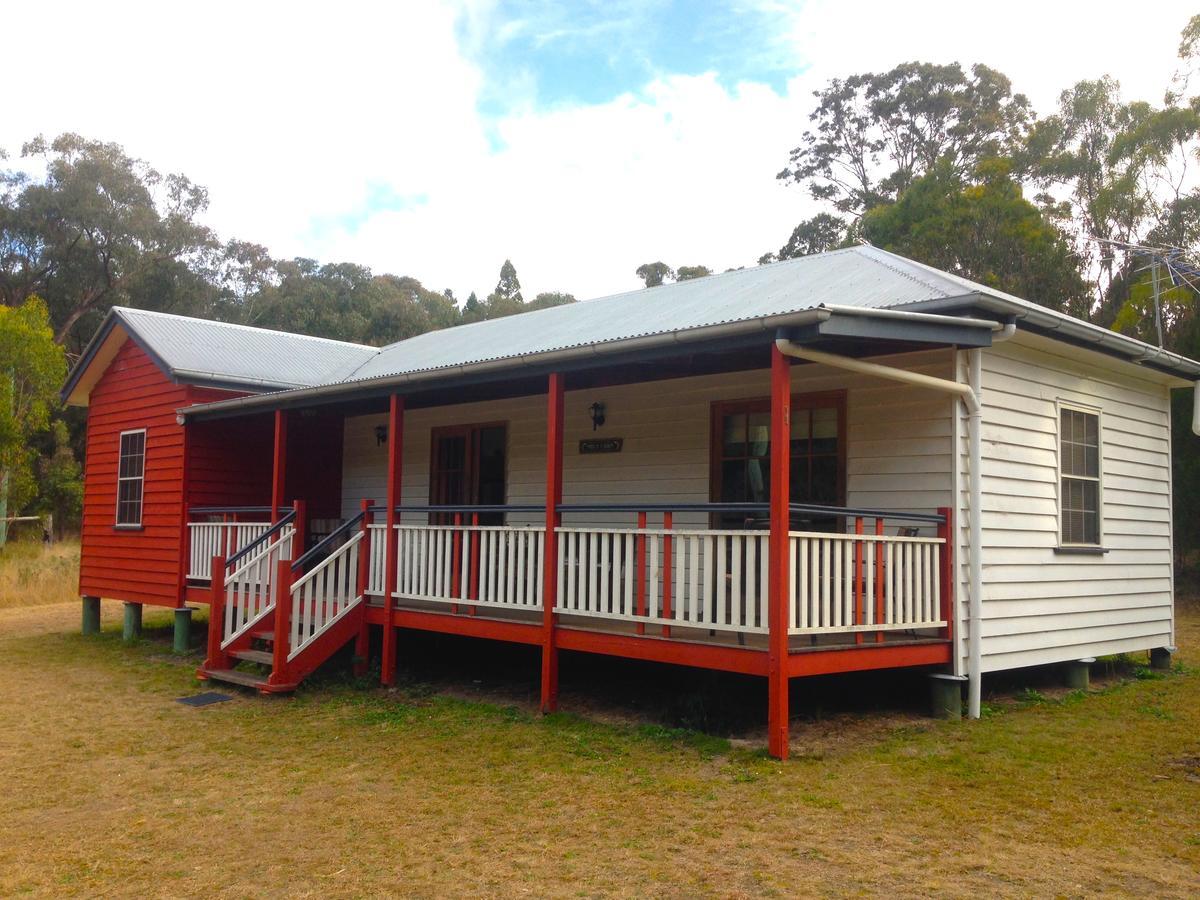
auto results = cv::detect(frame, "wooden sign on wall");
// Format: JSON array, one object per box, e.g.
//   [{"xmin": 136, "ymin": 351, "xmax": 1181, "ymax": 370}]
[{"xmin": 579, "ymin": 438, "xmax": 623, "ymax": 454}]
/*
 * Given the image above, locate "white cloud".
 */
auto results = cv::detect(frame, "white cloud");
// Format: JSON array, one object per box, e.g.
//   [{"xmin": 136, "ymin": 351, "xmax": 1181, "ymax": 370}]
[{"xmin": 2, "ymin": 0, "xmax": 1195, "ymax": 303}]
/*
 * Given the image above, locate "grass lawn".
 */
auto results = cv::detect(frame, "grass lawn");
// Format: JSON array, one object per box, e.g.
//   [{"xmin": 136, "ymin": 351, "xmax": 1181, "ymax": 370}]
[{"xmin": 1, "ymin": 542, "xmax": 1198, "ymax": 897}]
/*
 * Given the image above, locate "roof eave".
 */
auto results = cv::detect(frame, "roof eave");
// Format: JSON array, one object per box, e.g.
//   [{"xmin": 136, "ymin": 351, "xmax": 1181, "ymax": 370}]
[{"xmin": 904, "ymin": 291, "xmax": 1200, "ymax": 382}]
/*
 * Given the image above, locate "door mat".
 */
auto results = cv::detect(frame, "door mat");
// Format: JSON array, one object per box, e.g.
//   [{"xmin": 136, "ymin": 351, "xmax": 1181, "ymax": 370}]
[{"xmin": 176, "ymin": 692, "xmax": 234, "ymax": 707}]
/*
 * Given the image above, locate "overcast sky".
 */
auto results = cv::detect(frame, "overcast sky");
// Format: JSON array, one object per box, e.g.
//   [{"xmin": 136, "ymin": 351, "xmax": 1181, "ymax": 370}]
[{"xmin": 4, "ymin": 1, "xmax": 1195, "ymax": 303}]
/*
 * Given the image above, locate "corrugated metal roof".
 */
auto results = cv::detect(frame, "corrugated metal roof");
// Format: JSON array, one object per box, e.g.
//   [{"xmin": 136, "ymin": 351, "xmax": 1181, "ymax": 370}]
[
  {"xmin": 63, "ymin": 245, "xmax": 1200, "ymax": 410},
  {"xmin": 113, "ymin": 307, "xmax": 378, "ymax": 389},
  {"xmin": 339, "ymin": 246, "xmax": 983, "ymax": 383}
]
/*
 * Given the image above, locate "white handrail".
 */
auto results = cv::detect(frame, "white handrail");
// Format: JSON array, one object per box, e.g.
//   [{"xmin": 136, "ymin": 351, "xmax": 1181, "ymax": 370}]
[
  {"xmin": 220, "ymin": 526, "xmax": 294, "ymax": 649},
  {"xmin": 288, "ymin": 530, "xmax": 365, "ymax": 661},
  {"xmin": 188, "ymin": 521, "xmax": 272, "ymax": 580},
  {"xmin": 788, "ymin": 532, "xmax": 945, "ymax": 634}
]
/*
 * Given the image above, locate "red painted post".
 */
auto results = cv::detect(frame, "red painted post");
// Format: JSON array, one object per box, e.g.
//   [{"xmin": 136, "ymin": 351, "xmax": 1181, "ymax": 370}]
[
  {"xmin": 540, "ymin": 372, "xmax": 565, "ymax": 714},
  {"xmin": 269, "ymin": 558, "xmax": 294, "ymax": 686},
  {"xmin": 874, "ymin": 517, "xmax": 885, "ymax": 644},
  {"xmin": 661, "ymin": 511, "xmax": 673, "ymax": 637},
  {"xmin": 937, "ymin": 506, "xmax": 954, "ymax": 647},
  {"xmin": 271, "ymin": 409, "xmax": 289, "ymax": 522},
  {"xmin": 381, "ymin": 396, "xmax": 404, "ymax": 686},
  {"xmin": 205, "ymin": 553, "xmax": 226, "ymax": 670},
  {"xmin": 354, "ymin": 498, "xmax": 373, "ymax": 676},
  {"xmin": 292, "ymin": 498, "xmax": 308, "ymax": 560},
  {"xmin": 767, "ymin": 343, "xmax": 791, "ymax": 761},
  {"xmin": 635, "ymin": 511, "xmax": 647, "ymax": 635},
  {"xmin": 854, "ymin": 516, "xmax": 864, "ymax": 646}
]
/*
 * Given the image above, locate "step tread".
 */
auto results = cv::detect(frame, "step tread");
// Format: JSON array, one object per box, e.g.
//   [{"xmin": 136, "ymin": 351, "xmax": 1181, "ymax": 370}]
[
  {"xmin": 250, "ymin": 630, "xmax": 275, "ymax": 642},
  {"xmin": 202, "ymin": 667, "xmax": 268, "ymax": 688},
  {"xmin": 229, "ymin": 649, "xmax": 274, "ymax": 666}
]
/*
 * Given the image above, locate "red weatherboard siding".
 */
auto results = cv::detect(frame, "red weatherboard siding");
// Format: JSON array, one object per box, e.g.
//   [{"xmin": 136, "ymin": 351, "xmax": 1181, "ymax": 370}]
[
  {"xmin": 79, "ymin": 340, "xmax": 250, "ymax": 607},
  {"xmin": 188, "ymin": 414, "xmax": 274, "ymax": 509}
]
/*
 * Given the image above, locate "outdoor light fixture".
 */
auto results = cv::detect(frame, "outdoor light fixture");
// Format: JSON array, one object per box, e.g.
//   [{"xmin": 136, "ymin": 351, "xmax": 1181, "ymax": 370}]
[
  {"xmin": 374, "ymin": 424, "xmax": 388, "ymax": 446},
  {"xmin": 589, "ymin": 401, "xmax": 606, "ymax": 430}
]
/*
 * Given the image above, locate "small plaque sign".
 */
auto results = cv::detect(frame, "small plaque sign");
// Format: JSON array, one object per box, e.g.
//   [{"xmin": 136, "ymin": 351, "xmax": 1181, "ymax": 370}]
[{"xmin": 579, "ymin": 438, "xmax": 623, "ymax": 454}]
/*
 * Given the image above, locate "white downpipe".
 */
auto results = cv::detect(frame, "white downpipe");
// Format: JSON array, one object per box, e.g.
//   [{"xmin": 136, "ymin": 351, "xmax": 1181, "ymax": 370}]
[
  {"xmin": 774, "ymin": 334, "xmax": 1006, "ymax": 719},
  {"xmin": 966, "ymin": 349, "xmax": 984, "ymax": 718}
]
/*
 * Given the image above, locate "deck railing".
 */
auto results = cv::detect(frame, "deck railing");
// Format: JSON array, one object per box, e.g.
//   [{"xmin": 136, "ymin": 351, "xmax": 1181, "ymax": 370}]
[
  {"xmin": 360, "ymin": 503, "xmax": 949, "ymax": 642},
  {"xmin": 368, "ymin": 518, "xmax": 545, "ymax": 612},
  {"xmin": 187, "ymin": 506, "xmax": 275, "ymax": 580},
  {"xmin": 220, "ymin": 525, "xmax": 295, "ymax": 649},
  {"xmin": 288, "ymin": 529, "xmax": 365, "ymax": 662}
]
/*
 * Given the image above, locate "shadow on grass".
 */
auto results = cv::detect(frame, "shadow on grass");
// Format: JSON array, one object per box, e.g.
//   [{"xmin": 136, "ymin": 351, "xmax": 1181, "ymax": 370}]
[{"xmin": 47, "ymin": 601, "xmax": 1188, "ymax": 762}]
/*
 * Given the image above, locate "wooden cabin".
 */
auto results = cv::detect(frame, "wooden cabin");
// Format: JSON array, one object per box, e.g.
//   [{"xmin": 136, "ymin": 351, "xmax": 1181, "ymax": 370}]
[{"xmin": 61, "ymin": 246, "xmax": 1199, "ymax": 759}]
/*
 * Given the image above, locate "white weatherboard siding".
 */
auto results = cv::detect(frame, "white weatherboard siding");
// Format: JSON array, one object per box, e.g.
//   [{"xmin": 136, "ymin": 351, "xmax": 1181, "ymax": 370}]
[
  {"xmin": 958, "ymin": 333, "xmax": 1176, "ymax": 673},
  {"xmin": 341, "ymin": 350, "xmax": 956, "ymax": 532}
]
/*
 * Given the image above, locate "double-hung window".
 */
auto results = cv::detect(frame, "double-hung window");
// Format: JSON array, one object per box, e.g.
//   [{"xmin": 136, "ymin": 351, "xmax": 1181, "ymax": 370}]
[
  {"xmin": 116, "ymin": 430, "xmax": 146, "ymax": 527},
  {"xmin": 1059, "ymin": 405, "xmax": 1101, "ymax": 546}
]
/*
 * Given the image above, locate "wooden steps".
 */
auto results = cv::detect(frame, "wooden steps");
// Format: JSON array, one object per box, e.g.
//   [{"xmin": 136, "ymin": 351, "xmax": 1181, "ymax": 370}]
[
  {"xmin": 200, "ymin": 667, "xmax": 269, "ymax": 689},
  {"xmin": 229, "ymin": 648, "xmax": 273, "ymax": 666}
]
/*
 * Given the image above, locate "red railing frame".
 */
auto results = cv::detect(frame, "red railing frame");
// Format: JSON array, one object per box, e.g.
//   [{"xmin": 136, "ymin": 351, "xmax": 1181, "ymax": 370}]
[{"xmin": 204, "ymin": 552, "xmax": 228, "ymax": 671}]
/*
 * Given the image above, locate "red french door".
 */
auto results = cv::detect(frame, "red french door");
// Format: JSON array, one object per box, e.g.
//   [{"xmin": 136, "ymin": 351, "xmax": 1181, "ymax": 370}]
[{"xmin": 430, "ymin": 423, "xmax": 507, "ymax": 524}]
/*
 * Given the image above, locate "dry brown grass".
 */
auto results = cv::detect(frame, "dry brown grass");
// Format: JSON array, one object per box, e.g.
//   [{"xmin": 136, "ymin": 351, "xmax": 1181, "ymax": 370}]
[
  {"xmin": 0, "ymin": 539, "xmax": 79, "ymax": 609},
  {"xmin": 0, "ymin": 587, "xmax": 1198, "ymax": 896}
]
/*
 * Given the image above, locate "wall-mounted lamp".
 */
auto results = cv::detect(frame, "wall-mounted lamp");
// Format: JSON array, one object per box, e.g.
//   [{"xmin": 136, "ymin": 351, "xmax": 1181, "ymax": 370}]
[
  {"xmin": 374, "ymin": 424, "xmax": 388, "ymax": 447},
  {"xmin": 589, "ymin": 401, "xmax": 606, "ymax": 431}
]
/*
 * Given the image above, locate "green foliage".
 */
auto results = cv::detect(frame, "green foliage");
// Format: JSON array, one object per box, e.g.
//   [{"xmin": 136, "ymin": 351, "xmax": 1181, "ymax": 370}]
[
  {"xmin": 759, "ymin": 213, "xmax": 851, "ymax": 263},
  {"xmin": 778, "ymin": 62, "xmax": 1031, "ymax": 216},
  {"xmin": 674, "ymin": 265, "xmax": 711, "ymax": 281},
  {"xmin": 247, "ymin": 260, "xmax": 460, "ymax": 346},
  {"xmin": 34, "ymin": 419, "xmax": 82, "ymax": 534},
  {"xmin": 0, "ymin": 297, "xmax": 66, "ymax": 516},
  {"xmin": 461, "ymin": 260, "xmax": 577, "ymax": 322},
  {"xmin": 635, "ymin": 261, "xmax": 673, "ymax": 287},
  {"xmin": 0, "ymin": 133, "xmax": 216, "ymax": 349},
  {"xmin": 861, "ymin": 159, "xmax": 1089, "ymax": 313},
  {"xmin": 634, "ymin": 261, "xmax": 711, "ymax": 285}
]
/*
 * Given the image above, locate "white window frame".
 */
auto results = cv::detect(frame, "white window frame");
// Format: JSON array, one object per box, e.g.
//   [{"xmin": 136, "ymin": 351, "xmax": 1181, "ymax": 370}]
[
  {"xmin": 115, "ymin": 428, "xmax": 147, "ymax": 528},
  {"xmin": 1056, "ymin": 400, "xmax": 1103, "ymax": 548}
]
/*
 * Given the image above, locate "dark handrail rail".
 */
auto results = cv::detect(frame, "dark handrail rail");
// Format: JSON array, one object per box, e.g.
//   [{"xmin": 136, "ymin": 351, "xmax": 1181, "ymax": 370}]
[
  {"xmin": 225, "ymin": 508, "xmax": 297, "ymax": 569},
  {"xmin": 292, "ymin": 511, "xmax": 366, "ymax": 573},
  {"xmin": 365, "ymin": 502, "xmax": 944, "ymax": 524},
  {"xmin": 190, "ymin": 505, "xmax": 275, "ymax": 516}
]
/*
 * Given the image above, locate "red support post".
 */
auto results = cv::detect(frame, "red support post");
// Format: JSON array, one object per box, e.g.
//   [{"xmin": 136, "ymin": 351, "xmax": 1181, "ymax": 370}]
[
  {"xmin": 874, "ymin": 517, "xmax": 885, "ymax": 644},
  {"xmin": 204, "ymin": 553, "xmax": 227, "ymax": 670},
  {"xmin": 271, "ymin": 409, "xmax": 289, "ymax": 522},
  {"xmin": 381, "ymin": 396, "xmax": 404, "ymax": 686},
  {"xmin": 937, "ymin": 506, "xmax": 954, "ymax": 647},
  {"xmin": 854, "ymin": 516, "xmax": 864, "ymax": 646},
  {"xmin": 767, "ymin": 343, "xmax": 791, "ymax": 761},
  {"xmin": 540, "ymin": 372, "xmax": 565, "ymax": 714},
  {"xmin": 635, "ymin": 511, "xmax": 647, "ymax": 635},
  {"xmin": 292, "ymin": 498, "xmax": 308, "ymax": 560},
  {"xmin": 269, "ymin": 557, "xmax": 294, "ymax": 686},
  {"xmin": 354, "ymin": 498, "xmax": 373, "ymax": 676},
  {"xmin": 661, "ymin": 511, "xmax": 673, "ymax": 637}
]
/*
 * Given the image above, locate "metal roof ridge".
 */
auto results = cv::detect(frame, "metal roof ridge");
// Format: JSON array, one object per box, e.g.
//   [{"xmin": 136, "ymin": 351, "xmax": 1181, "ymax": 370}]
[{"xmin": 112, "ymin": 306, "xmax": 378, "ymax": 352}]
